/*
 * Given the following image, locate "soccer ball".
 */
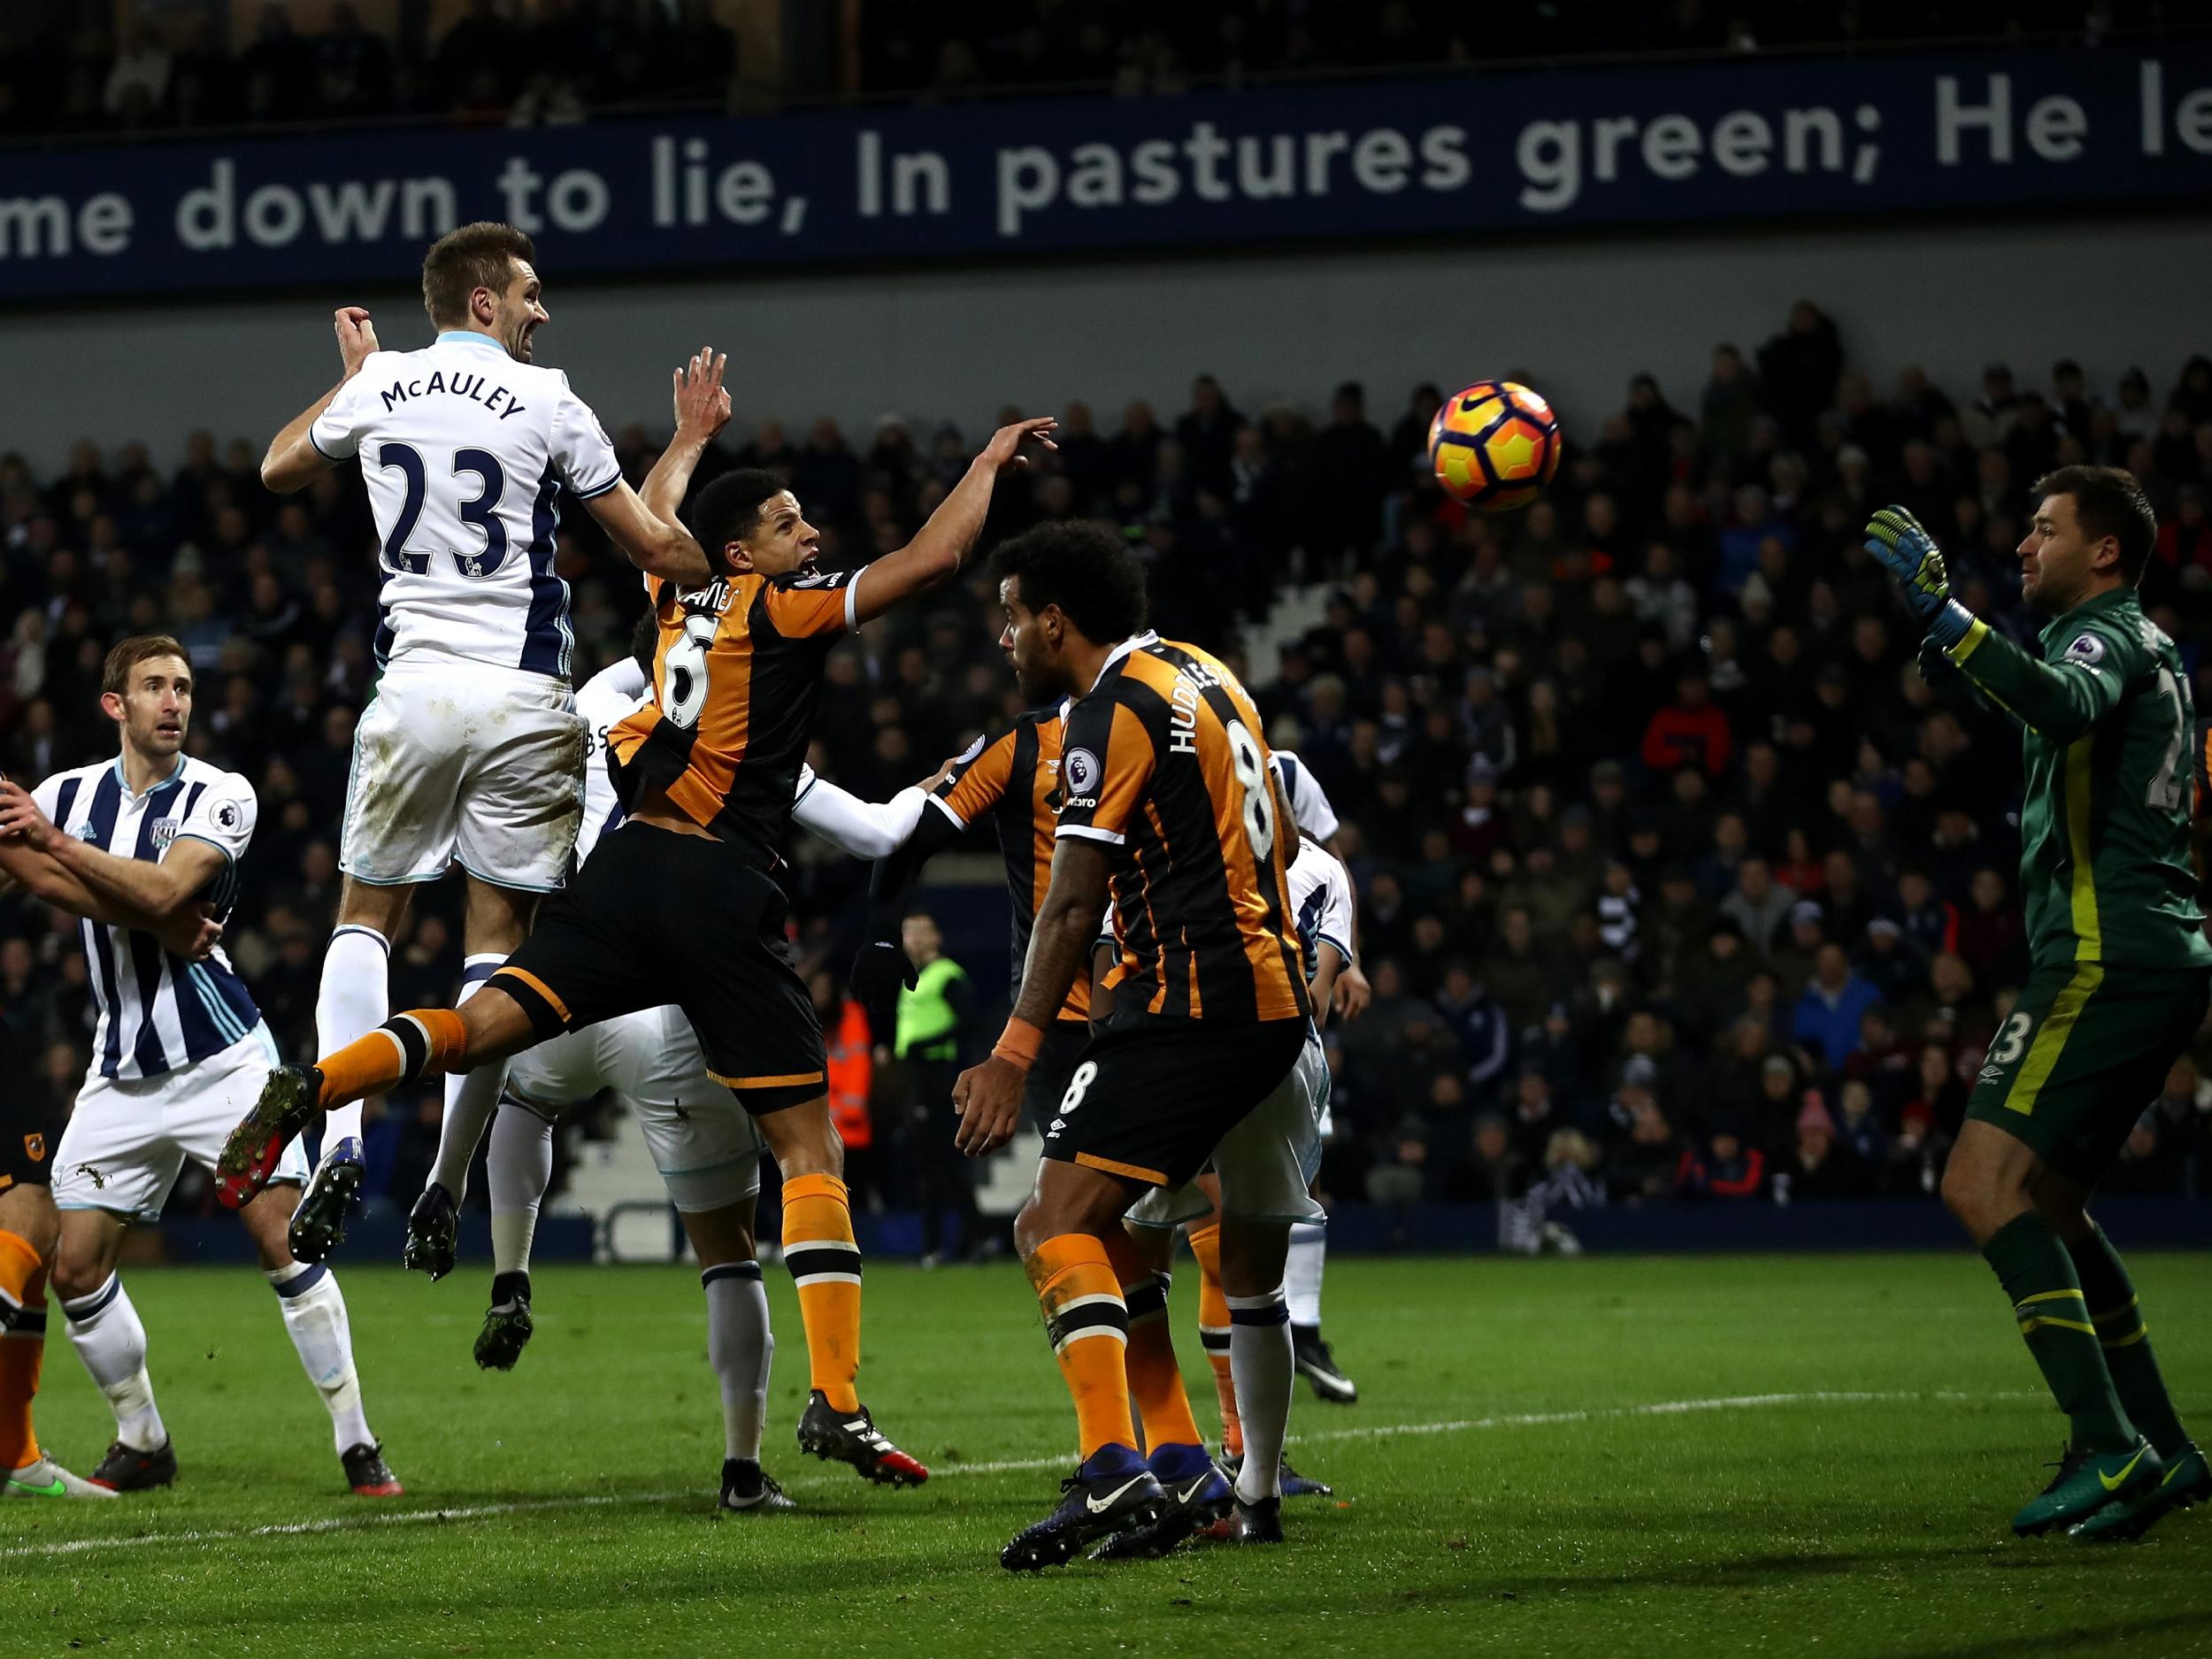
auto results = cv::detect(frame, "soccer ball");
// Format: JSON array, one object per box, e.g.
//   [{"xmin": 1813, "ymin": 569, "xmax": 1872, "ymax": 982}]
[{"xmin": 1428, "ymin": 380, "xmax": 1563, "ymax": 512}]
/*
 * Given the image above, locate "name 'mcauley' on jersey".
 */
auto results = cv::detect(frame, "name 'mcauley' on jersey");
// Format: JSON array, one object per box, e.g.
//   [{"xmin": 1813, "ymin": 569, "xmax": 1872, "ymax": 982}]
[
  {"xmin": 928, "ymin": 706, "xmax": 1091, "ymax": 1024},
  {"xmin": 33, "ymin": 756, "xmax": 265, "ymax": 1082},
  {"xmin": 310, "ymin": 330, "xmax": 624, "ymax": 680},
  {"xmin": 608, "ymin": 565, "xmax": 859, "ymax": 863},
  {"xmin": 1056, "ymin": 632, "xmax": 1309, "ymax": 1024}
]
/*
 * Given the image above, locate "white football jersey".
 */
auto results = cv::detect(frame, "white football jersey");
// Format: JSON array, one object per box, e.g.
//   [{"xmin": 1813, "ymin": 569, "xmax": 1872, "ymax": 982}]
[
  {"xmin": 1270, "ymin": 749, "xmax": 1340, "ymax": 843},
  {"xmin": 311, "ymin": 330, "xmax": 623, "ymax": 680},
  {"xmin": 34, "ymin": 756, "xmax": 264, "ymax": 1082},
  {"xmin": 1286, "ymin": 833, "xmax": 1354, "ymax": 983}
]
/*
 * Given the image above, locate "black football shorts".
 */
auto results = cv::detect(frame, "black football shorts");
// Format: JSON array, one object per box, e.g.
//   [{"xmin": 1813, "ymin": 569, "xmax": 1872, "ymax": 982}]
[
  {"xmin": 492, "ymin": 822, "xmax": 826, "ymax": 1114},
  {"xmin": 1039, "ymin": 1011, "xmax": 1308, "ymax": 1192},
  {"xmin": 1, "ymin": 1094, "xmax": 58, "ymax": 1194},
  {"xmin": 1022, "ymin": 1018, "xmax": 1094, "ymax": 1130}
]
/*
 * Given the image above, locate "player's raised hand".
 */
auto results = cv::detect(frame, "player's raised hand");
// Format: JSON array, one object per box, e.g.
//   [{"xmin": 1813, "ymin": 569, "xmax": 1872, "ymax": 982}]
[
  {"xmin": 0, "ymin": 780, "xmax": 58, "ymax": 851},
  {"xmin": 1865, "ymin": 505, "xmax": 1972, "ymax": 648},
  {"xmin": 951, "ymin": 1056, "xmax": 1024, "ymax": 1157},
  {"xmin": 979, "ymin": 416, "xmax": 1057, "ymax": 473},
  {"xmin": 333, "ymin": 306, "xmax": 380, "ymax": 376},
  {"xmin": 672, "ymin": 346, "xmax": 732, "ymax": 443}
]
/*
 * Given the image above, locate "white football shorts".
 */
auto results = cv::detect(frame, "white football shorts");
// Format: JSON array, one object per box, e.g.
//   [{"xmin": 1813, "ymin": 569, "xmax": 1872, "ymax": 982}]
[
  {"xmin": 1127, "ymin": 1031, "xmax": 1327, "ymax": 1230},
  {"xmin": 504, "ymin": 1004, "xmax": 767, "ymax": 1213},
  {"xmin": 341, "ymin": 660, "xmax": 588, "ymax": 893},
  {"xmin": 55, "ymin": 1026, "xmax": 307, "ymax": 1223}
]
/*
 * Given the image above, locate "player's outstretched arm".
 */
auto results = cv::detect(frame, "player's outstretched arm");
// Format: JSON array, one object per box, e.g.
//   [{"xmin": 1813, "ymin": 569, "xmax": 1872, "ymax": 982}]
[
  {"xmin": 849, "ymin": 418, "xmax": 1057, "ymax": 627},
  {"xmin": 264, "ymin": 306, "xmax": 380, "ymax": 493},
  {"xmin": 1865, "ymin": 505, "xmax": 2121, "ymax": 743},
  {"xmin": 951, "ymin": 834, "xmax": 1110, "ymax": 1156},
  {"xmin": 580, "ymin": 347, "xmax": 726, "ymax": 588},
  {"xmin": 793, "ymin": 773, "xmax": 932, "ymax": 861}
]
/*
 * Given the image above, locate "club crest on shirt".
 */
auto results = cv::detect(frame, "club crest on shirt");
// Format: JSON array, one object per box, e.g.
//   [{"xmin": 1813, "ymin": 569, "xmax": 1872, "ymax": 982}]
[{"xmin": 150, "ymin": 818, "xmax": 180, "ymax": 853}]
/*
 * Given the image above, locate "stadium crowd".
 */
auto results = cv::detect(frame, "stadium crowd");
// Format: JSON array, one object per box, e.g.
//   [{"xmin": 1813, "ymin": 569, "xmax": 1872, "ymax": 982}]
[
  {"xmin": 4, "ymin": 304, "xmax": 2212, "ymax": 1223},
  {"xmin": 0, "ymin": 0, "xmax": 2189, "ymax": 140}
]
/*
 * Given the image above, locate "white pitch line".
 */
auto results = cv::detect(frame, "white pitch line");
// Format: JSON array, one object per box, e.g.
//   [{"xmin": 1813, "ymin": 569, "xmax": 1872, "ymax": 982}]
[
  {"xmin": 1, "ymin": 1491, "xmax": 681, "ymax": 1559},
  {"xmin": 0, "ymin": 1387, "xmax": 2040, "ymax": 1560},
  {"xmin": 925, "ymin": 1387, "xmax": 2032, "ymax": 1476}
]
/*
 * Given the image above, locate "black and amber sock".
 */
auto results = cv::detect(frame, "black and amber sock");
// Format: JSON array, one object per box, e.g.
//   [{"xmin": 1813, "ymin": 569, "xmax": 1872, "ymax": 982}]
[
  {"xmin": 783, "ymin": 1173, "xmax": 863, "ymax": 1415},
  {"xmin": 319, "ymin": 1009, "xmax": 469, "ymax": 1110},
  {"xmin": 1105, "ymin": 1228, "xmax": 1203, "ymax": 1453},
  {"xmin": 1984, "ymin": 1212, "xmax": 2136, "ymax": 1453},
  {"xmin": 0, "ymin": 1227, "xmax": 48, "ymax": 1471},
  {"xmin": 1028, "ymin": 1233, "xmax": 1137, "ymax": 1461},
  {"xmin": 1186, "ymin": 1221, "xmax": 1241, "ymax": 1458},
  {"xmin": 2069, "ymin": 1223, "xmax": 2190, "ymax": 1456}
]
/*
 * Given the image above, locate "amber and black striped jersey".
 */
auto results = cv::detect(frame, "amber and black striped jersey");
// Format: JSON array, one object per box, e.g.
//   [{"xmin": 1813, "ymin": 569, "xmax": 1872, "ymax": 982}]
[
  {"xmin": 1056, "ymin": 631, "xmax": 1309, "ymax": 1024},
  {"xmin": 2194, "ymin": 718, "xmax": 2212, "ymax": 826},
  {"xmin": 608, "ymin": 565, "xmax": 856, "ymax": 862},
  {"xmin": 929, "ymin": 707, "xmax": 1090, "ymax": 1025}
]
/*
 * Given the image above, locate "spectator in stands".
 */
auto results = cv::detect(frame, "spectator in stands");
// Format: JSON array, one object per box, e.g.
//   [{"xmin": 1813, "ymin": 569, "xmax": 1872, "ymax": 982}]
[
  {"xmin": 1675, "ymin": 1119, "xmax": 1766, "ymax": 1202},
  {"xmin": 1778, "ymin": 1095, "xmax": 1868, "ymax": 1199},
  {"xmin": 1793, "ymin": 941, "xmax": 1882, "ymax": 1069}
]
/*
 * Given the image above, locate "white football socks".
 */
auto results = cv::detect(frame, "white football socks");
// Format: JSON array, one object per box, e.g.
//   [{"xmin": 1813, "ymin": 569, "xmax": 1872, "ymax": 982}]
[
  {"xmin": 316, "ymin": 925, "xmax": 391, "ymax": 1152},
  {"xmin": 1285, "ymin": 1222, "xmax": 1327, "ymax": 1330},
  {"xmin": 1226, "ymin": 1288, "xmax": 1293, "ymax": 1504},
  {"xmin": 488, "ymin": 1098, "xmax": 557, "ymax": 1278},
  {"xmin": 703, "ymin": 1262, "xmax": 773, "ymax": 1463},
  {"xmin": 428, "ymin": 957, "xmax": 511, "ymax": 1202},
  {"xmin": 268, "ymin": 1261, "xmax": 373, "ymax": 1453},
  {"xmin": 60, "ymin": 1275, "xmax": 165, "ymax": 1451}
]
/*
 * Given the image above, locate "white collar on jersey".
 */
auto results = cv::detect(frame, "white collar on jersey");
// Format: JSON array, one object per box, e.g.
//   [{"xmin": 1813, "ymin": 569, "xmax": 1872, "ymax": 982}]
[
  {"xmin": 435, "ymin": 329, "xmax": 511, "ymax": 355},
  {"xmin": 1087, "ymin": 630, "xmax": 1161, "ymax": 695},
  {"xmin": 110, "ymin": 751, "xmax": 187, "ymax": 801}
]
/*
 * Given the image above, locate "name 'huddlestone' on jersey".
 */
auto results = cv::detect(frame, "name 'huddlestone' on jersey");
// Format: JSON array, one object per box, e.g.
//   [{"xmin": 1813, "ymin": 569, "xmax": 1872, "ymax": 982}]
[
  {"xmin": 1056, "ymin": 632, "xmax": 1309, "ymax": 1023},
  {"xmin": 33, "ymin": 756, "xmax": 263, "ymax": 1081},
  {"xmin": 309, "ymin": 330, "xmax": 624, "ymax": 680}
]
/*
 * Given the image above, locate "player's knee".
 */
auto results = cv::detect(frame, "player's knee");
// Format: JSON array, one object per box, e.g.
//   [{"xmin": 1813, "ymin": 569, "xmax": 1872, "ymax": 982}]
[
  {"xmin": 1217, "ymin": 1221, "xmax": 1290, "ymax": 1299},
  {"xmin": 50, "ymin": 1237, "xmax": 111, "ymax": 1302},
  {"xmin": 461, "ymin": 985, "xmax": 537, "ymax": 1062},
  {"xmin": 335, "ymin": 878, "xmax": 411, "ymax": 938}
]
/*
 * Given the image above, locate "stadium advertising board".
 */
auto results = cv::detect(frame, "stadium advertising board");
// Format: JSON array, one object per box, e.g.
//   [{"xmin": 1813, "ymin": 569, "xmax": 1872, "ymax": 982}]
[{"xmin": 1, "ymin": 43, "xmax": 2208, "ymax": 303}]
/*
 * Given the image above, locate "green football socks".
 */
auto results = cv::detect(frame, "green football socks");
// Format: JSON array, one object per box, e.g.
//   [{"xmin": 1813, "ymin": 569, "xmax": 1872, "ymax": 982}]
[
  {"xmin": 1982, "ymin": 1212, "xmax": 2136, "ymax": 1455},
  {"xmin": 2067, "ymin": 1223, "xmax": 2190, "ymax": 1457}
]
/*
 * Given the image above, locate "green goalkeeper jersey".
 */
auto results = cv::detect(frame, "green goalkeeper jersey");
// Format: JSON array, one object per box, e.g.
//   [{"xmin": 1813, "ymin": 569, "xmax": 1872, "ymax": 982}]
[{"xmin": 1946, "ymin": 586, "xmax": 2212, "ymax": 972}]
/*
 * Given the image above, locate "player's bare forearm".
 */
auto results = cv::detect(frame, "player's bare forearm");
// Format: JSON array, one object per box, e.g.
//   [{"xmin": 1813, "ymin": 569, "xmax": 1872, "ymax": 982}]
[
  {"xmin": 50, "ymin": 831, "xmax": 217, "ymax": 926},
  {"xmin": 584, "ymin": 481, "xmax": 711, "ymax": 588},
  {"xmin": 0, "ymin": 839, "xmax": 123, "ymax": 925},
  {"xmin": 262, "ymin": 379, "xmax": 348, "ymax": 493},
  {"xmin": 853, "ymin": 419, "xmax": 1056, "ymax": 626},
  {"xmin": 1010, "ymin": 841, "xmax": 1113, "ymax": 1033},
  {"xmin": 1310, "ymin": 945, "xmax": 1346, "ymax": 1033},
  {"xmin": 641, "ymin": 430, "xmax": 708, "ymax": 526}
]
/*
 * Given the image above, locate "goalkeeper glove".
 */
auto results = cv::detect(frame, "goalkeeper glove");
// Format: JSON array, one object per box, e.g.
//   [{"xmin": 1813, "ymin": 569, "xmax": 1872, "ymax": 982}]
[{"xmin": 1865, "ymin": 506, "xmax": 1973, "ymax": 649}]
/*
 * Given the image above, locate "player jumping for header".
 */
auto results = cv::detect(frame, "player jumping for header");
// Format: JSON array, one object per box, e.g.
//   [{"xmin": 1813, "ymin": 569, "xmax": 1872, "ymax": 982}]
[{"xmin": 232, "ymin": 222, "xmax": 709, "ymax": 1267}]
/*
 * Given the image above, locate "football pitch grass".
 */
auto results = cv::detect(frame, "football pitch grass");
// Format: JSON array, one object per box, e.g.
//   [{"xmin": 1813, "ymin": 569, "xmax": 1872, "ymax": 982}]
[{"xmin": 7, "ymin": 1250, "xmax": 2212, "ymax": 1658}]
